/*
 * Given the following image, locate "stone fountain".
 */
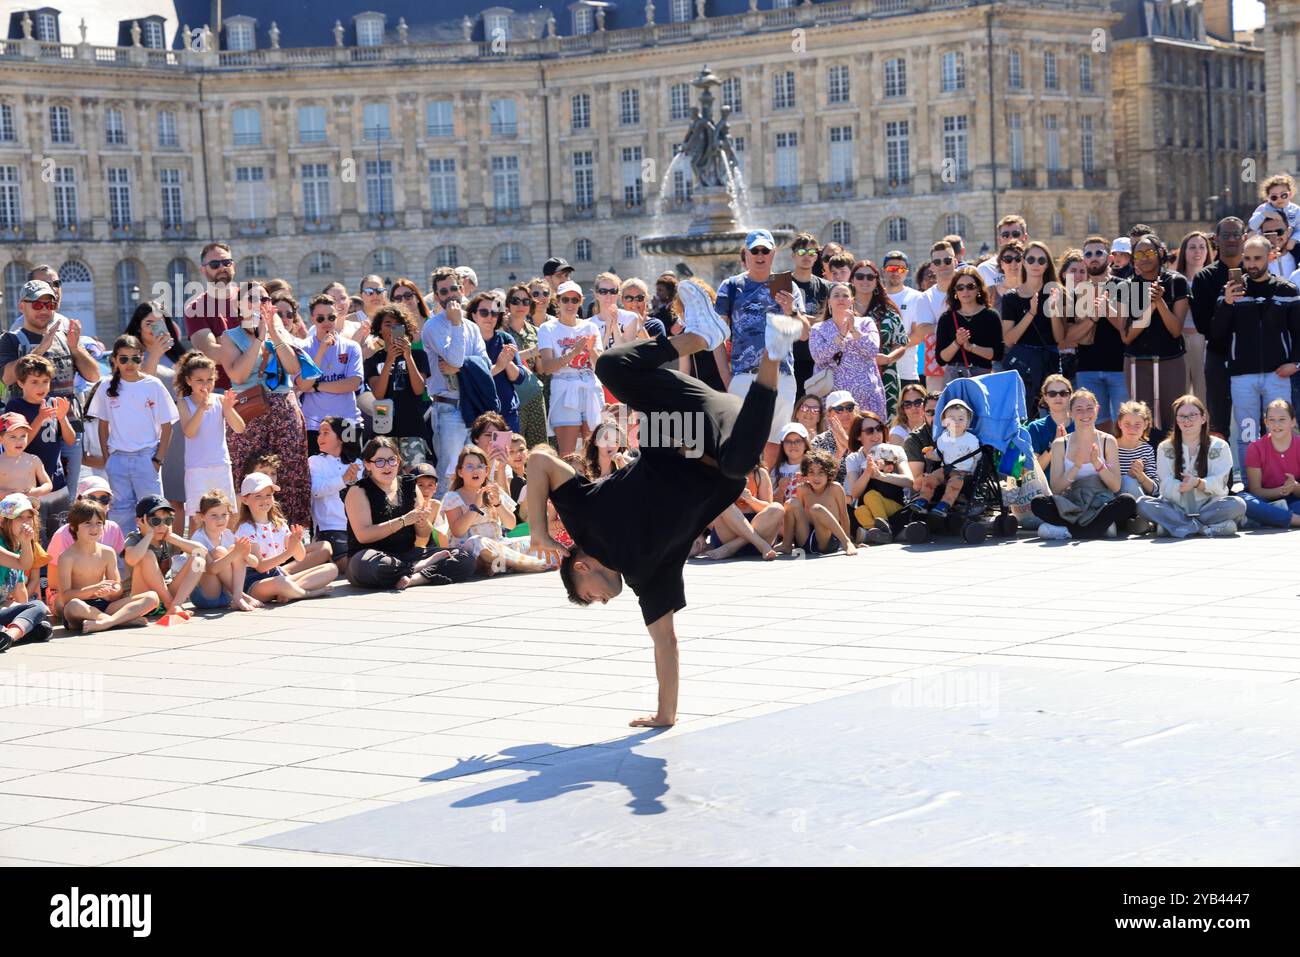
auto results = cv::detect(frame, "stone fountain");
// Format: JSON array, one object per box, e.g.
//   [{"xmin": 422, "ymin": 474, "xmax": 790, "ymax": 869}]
[{"xmin": 640, "ymin": 65, "xmax": 793, "ymax": 285}]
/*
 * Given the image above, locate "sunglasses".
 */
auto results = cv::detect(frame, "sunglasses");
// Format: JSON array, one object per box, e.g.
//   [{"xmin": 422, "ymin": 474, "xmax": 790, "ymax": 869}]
[
  {"xmin": 622, "ymin": 294, "xmax": 646, "ymax": 302},
  {"xmin": 596, "ymin": 287, "xmax": 619, "ymax": 296},
  {"xmin": 749, "ymin": 247, "xmax": 773, "ymax": 256},
  {"xmin": 507, "ymin": 297, "xmax": 531, "ymax": 306},
  {"xmin": 1082, "ymin": 249, "xmax": 1108, "ymax": 258},
  {"xmin": 145, "ymin": 514, "xmax": 174, "ymax": 527},
  {"xmin": 1133, "ymin": 249, "xmax": 1159, "ymax": 259},
  {"xmin": 361, "ymin": 287, "xmax": 384, "ymax": 296},
  {"xmin": 902, "ymin": 398, "xmax": 925, "ymax": 409},
  {"xmin": 530, "ymin": 289, "xmax": 550, "ymax": 298},
  {"xmin": 116, "ymin": 354, "xmax": 144, "ymax": 364},
  {"xmin": 1024, "ymin": 255, "xmax": 1048, "ymax": 265},
  {"xmin": 369, "ymin": 456, "xmax": 400, "ymax": 468},
  {"xmin": 42, "ymin": 279, "xmax": 62, "ymax": 288},
  {"xmin": 1262, "ymin": 228, "xmax": 1284, "ymax": 237},
  {"xmin": 954, "ymin": 283, "xmax": 978, "ymax": 291},
  {"xmin": 205, "ymin": 258, "xmax": 235, "ymax": 269},
  {"xmin": 87, "ymin": 494, "xmax": 112, "ymax": 505},
  {"xmin": 474, "ymin": 308, "xmax": 502, "ymax": 318},
  {"xmin": 1001, "ymin": 254, "xmax": 1023, "ymax": 264},
  {"xmin": 931, "ymin": 257, "xmax": 954, "ymax": 266},
  {"xmin": 28, "ymin": 300, "xmax": 56, "ymax": 311},
  {"xmin": 884, "ymin": 264, "xmax": 908, "ymax": 273},
  {"xmin": 1044, "ymin": 389, "xmax": 1071, "ymax": 398},
  {"xmin": 1268, "ymin": 193, "xmax": 1290, "ymax": 201},
  {"xmin": 798, "ymin": 404, "xmax": 821, "ymax": 414},
  {"xmin": 462, "ymin": 462, "xmax": 488, "ymax": 472},
  {"xmin": 999, "ymin": 230, "xmax": 1024, "ymax": 239},
  {"xmin": 437, "ymin": 285, "xmax": 461, "ymax": 296},
  {"xmin": 313, "ymin": 314, "xmax": 334, "ymax": 323},
  {"xmin": 830, "ymin": 403, "xmax": 856, "ymax": 413},
  {"xmin": 853, "ymin": 273, "xmax": 879, "ymax": 282},
  {"xmin": 559, "ymin": 296, "xmax": 583, "ymax": 305},
  {"xmin": 392, "ymin": 291, "xmax": 418, "ymax": 303},
  {"xmin": 793, "ymin": 247, "xmax": 818, "ymax": 257},
  {"xmin": 863, "ymin": 425, "xmax": 883, "ymax": 434}
]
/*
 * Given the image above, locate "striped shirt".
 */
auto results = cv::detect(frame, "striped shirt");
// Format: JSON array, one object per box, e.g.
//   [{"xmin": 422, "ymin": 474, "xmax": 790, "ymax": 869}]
[{"xmin": 1117, "ymin": 441, "xmax": 1158, "ymax": 493}]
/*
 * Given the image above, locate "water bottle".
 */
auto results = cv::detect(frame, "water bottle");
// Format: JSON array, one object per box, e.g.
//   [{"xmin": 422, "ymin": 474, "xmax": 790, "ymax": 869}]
[{"xmin": 373, "ymin": 399, "xmax": 394, "ymax": 435}]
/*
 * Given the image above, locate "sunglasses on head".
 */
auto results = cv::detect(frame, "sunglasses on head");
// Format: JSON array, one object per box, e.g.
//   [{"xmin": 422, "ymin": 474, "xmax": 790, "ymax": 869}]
[
  {"xmin": 116, "ymin": 354, "xmax": 144, "ymax": 364},
  {"xmin": 206, "ymin": 258, "xmax": 235, "ymax": 269},
  {"xmin": 931, "ymin": 257, "xmax": 954, "ymax": 266}
]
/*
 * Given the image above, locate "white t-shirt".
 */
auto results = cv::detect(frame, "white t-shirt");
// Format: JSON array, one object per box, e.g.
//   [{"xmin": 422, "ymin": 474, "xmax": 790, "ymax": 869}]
[
  {"xmin": 182, "ymin": 394, "xmax": 231, "ymax": 468},
  {"xmin": 1288, "ymin": 267, "xmax": 1300, "ymax": 289},
  {"xmin": 172, "ymin": 526, "xmax": 233, "ymax": 574},
  {"xmin": 976, "ymin": 258, "xmax": 1003, "ymax": 288},
  {"xmin": 87, "ymin": 374, "xmax": 179, "ymax": 454},
  {"xmin": 889, "ymin": 423, "xmax": 912, "ymax": 445},
  {"xmin": 1267, "ymin": 252, "xmax": 1297, "ymax": 280},
  {"xmin": 843, "ymin": 443, "xmax": 909, "ymax": 495},
  {"xmin": 236, "ymin": 520, "xmax": 291, "ymax": 560},
  {"xmin": 592, "ymin": 308, "xmax": 641, "ymax": 350},
  {"xmin": 536, "ymin": 318, "xmax": 602, "ymax": 378},
  {"xmin": 442, "ymin": 488, "xmax": 515, "ymax": 545},
  {"xmin": 888, "ymin": 285, "xmax": 933, "ymax": 381},
  {"xmin": 308, "ymin": 453, "xmax": 350, "ymax": 532},
  {"xmin": 938, "ymin": 429, "xmax": 981, "ymax": 473}
]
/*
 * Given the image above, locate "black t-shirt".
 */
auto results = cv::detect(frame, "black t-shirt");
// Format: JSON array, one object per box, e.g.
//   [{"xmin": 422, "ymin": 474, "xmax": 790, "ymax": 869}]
[
  {"xmin": 792, "ymin": 275, "xmax": 832, "ymax": 316},
  {"xmin": 1123, "ymin": 269, "xmax": 1189, "ymax": 359},
  {"xmin": 347, "ymin": 473, "xmax": 417, "ymax": 556},
  {"xmin": 999, "ymin": 291, "xmax": 1056, "ymax": 349},
  {"xmin": 4, "ymin": 396, "xmax": 64, "ymax": 490},
  {"xmin": 364, "ymin": 348, "xmax": 432, "ymax": 441},
  {"xmin": 0, "ymin": 327, "xmax": 84, "ymax": 430},
  {"xmin": 1191, "ymin": 260, "xmax": 1233, "ymax": 347},
  {"xmin": 1075, "ymin": 286, "xmax": 1128, "ymax": 373},
  {"xmin": 550, "ymin": 452, "xmax": 742, "ymax": 625},
  {"xmin": 933, "ymin": 307, "xmax": 1004, "ymax": 369},
  {"xmin": 903, "ymin": 422, "xmax": 937, "ymax": 472}
]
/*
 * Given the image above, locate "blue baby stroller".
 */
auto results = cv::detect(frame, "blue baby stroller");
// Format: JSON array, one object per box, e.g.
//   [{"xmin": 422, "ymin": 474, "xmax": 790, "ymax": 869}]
[{"xmin": 901, "ymin": 370, "xmax": 1035, "ymax": 545}]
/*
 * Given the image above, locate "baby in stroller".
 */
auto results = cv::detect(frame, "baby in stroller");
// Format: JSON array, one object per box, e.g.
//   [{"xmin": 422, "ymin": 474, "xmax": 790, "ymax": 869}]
[{"xmin": 915, "ymin": 399, "xmax": 980, "ymax": 517}]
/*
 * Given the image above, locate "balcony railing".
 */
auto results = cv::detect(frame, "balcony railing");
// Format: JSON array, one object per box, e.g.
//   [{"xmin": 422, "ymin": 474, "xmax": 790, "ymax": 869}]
[
  {"xmin": 366, "ymin": 211, "xmax": 396, "ymax": 230},
  {"xmin": 299, "ymin": 215, "xmax": 338, "ymax": 233},
  {"xmin": 876, "ymin": 176, "xmax": 913, "ymax": 197},
  {"xmin": 108, "ymin": 222, "xmax": 138, "ymax": 239},
  {"xmin": 55, "ymin": 222, "xmax": 82, "ymax": 240},
  {"xmin": 1083, "ymin": 170, "xmax": 1106, "ymax": 189},
  {"xmin": 0, "ymin": 221, "xmax": 33, "ymax": 242},
  {"xmin": 426, "ymin": 209, "xmax": 461, "ymax": 227},
  {"xmin": 819, "ymin": 180, "xmax": 856, "ymax": 201},
  {"xmin": 614, "ymin": 200, "xmax": 645, "ymax": 217},
  {"xmin": 937, "ymin": 171, "xmax": 972, "ymax": 192},
  {"xmin": 1047, "ymin": 169, "xmax": 1073, "ymax": 189},
  {"xmin": 486, "ymin": 206, "xmax": 526, "ymax": 225},
  {"xmin": 564, "ymin": 203, "xmax": 596, "ymax": 221},
  {"xmin": 160, "ymin": 221, "xmax": 196, "ymax": 239},
  {"xmin": 769, "ymin": 185, "xmax": 800, "ymax": 204},
  {"xmin": 1009, "ymin": 169, "xmax": 1035, "ymax": 188},
  {"xmin": 235, "ymin": 219, "xmax": 272, "ymax": 236}
]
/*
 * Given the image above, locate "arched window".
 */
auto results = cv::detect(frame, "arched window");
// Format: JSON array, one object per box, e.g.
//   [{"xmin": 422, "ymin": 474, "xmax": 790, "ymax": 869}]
[
  {"xmin": 829, "ymin": 220, "xmax": 852, "ymax": 246},
  {"xmin": 575, "ymin": 238, "xmax": 593, "ymax": 262},
  {"xmin": 369, "ymin": 248, "xmax": 401, "ymax": 279},
  {"xmin": 245, "ymin": 254, "xmax": 275, "ymax": 278},
  {"xmin": 496, "ymin": 243, "xmax": 522, "ymax": 266},
  {"xmin": 886, "ymin": 216, "xmax": 908, "ymax": 243},
  {"xmin": 622, "ymin": 236, "xmax": 637, "ymax": 261},
  {"xmin": 1051, "ymin": 210, "xmax": 1065, "ymax": 236},
  {"xmin": 115, "ymin": 259, "xmax": 142, "ymax": 330},
  {"xmin": 432, "ymin": 245, "xmax": 459, "ymax": 269},
  {"xmin": 304, "ymin": 252, "xmax": 334, "ymax": 276}
]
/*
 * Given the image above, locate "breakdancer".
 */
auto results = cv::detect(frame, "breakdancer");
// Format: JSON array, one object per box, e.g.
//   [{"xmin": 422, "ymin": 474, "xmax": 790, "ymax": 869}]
[{"xmin": 528, "ymin": 279, "xmax": 806, "ymax": 727}]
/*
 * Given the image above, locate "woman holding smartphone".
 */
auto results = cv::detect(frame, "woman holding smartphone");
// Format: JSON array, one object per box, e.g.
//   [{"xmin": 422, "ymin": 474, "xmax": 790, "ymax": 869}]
[{"xmin": 364, "ymin": 305, "xmax": 432, "ymax": 467}]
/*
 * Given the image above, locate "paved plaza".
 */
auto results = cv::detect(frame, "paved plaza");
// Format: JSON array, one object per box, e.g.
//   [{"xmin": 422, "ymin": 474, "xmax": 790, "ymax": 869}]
[{"xmin": 1, "ymin": 531, "xmax": 1298, "ymax": 866}]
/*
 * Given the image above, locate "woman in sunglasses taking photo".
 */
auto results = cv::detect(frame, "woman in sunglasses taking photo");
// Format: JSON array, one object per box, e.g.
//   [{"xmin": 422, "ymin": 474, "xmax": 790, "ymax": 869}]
[{"xmin": 468, "ymin": 292, "xmax": 528, "ymax": 434}]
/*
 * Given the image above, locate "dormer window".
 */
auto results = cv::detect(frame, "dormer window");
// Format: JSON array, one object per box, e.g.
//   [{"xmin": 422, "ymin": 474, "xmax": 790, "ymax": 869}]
[
  {"xmin": 142, "ymin": 19, "xmax": 164, "ymax": 49},
  {"xmin": 572, "ymin": 3, "xmax": 595, "ymax": 35},
  {"xmin": 34, "ymin": 11, "xmax": 58, "ymax": 42},
  {"xmin": 484, "ymin": 9, "xmax": 511, "ymax": 41},
  {"xmin": 355, "ymin": 12, "xmax": 385, "ymax": 46},
  {"xmin": 226, "ymin": 16, "xmax": 256, "ymax": 51}
]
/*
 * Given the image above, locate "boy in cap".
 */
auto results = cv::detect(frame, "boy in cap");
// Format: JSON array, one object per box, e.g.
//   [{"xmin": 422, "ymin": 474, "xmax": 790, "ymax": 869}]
[
  {"xmin": 0, "ymin": 413, "xmax": 53, "ymax": 503},
  {"xmin": 915, "ymin": 398, "xmax": 981, "ymax": 516},
  {"xmin": 122, "ymin": 494, "xmax": 208, "ymax": 621}
]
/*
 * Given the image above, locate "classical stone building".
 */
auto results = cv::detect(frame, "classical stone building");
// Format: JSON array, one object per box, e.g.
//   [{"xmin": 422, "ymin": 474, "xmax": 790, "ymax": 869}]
[
  {"xmin": 1263, "ymin": 0, "xmax": 1300, "ymax": 178},
  {"xmin": 1, "ymin": 0, "xmax": 1121, "ymax": 338},
  {"xmin": 1111, "ymin": 0, "xmax": 1267, "ymax": 241}
]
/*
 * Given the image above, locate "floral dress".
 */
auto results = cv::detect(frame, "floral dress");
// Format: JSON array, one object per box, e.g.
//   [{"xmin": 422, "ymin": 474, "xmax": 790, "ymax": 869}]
[
  {"xmin": 808, "ymin": 315, "xmax": 887, "ymax": 420},
  {"xmin": 869, "ymin": 303, "xmax": 910, "ymax": 420}
]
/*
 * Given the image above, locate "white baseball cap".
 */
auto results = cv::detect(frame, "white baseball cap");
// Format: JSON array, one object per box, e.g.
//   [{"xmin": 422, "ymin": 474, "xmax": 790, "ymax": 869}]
[
  {"xmin": 825, "ymin": 390, "xmax": 857, "ymax": 410},
  {"xmin": 781, "ymin": 422, "xmax": 809, "ymax": 441},
  {"xmin": 240, "ymin": 471, "xmax": 280, "ymax": 495},
  {"xmin": 556, "ymin": 280, "xmax": 583, "ymax": 298},
  {"xmin": 1110, "ymin": 237, "xmax": 1132, "ymax": 254},
  {"xmin": 77, "ymin": 475, "xmax": 112, "ymax": 498}
]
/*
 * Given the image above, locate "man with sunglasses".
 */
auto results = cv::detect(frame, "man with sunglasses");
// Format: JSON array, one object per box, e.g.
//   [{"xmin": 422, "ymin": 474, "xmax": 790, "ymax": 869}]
[
  {"xmin": 789, "ymin": 232, "xmax": 831, "ymax": 397},
  {"xmin": 299, "ymin": 295, "xmax": 365, "ymax": 455},
  {"xmin": 1074, "ymin": 235, "xmax": 1129, "ymax": 432},
  {"xmin": 976, "ymin": 215, "xmax": 1029, "ymax": 288},
  {"xmin": 881, "ymin": 250, "xmax": 935, "ymax": 388},
  {"xmin": 921, "ymin": 242, "xmax": 959, "ymax": 374},
  {"xmin": 1257, "ymin": 210, "xmax": 1298, "ymax": 280},
  {"xmin": 184, "ymin": 242, "xmax": 242, "ymax": 391},
  {"xmin": 421, "ymin": 267, "xmax": 487, "ymax": 496},
  {"xmin": 8, "ymin": 265, "xmax": 69, "ymax": 336},
  {"xmin": 2, "ymin": 279, "xmax": 100, "ymax": 498}
]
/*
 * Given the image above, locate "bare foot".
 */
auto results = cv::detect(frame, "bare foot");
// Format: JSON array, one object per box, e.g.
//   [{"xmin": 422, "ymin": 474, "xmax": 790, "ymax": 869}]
[
  {"xmin": 629, "ymin": 713, "xmax": 675, "ymax": 728},
  {"xmin": 243, "ymin": 595, "xmax": 265, "ymax": 609},
  {"xmin": 774, "ymin": 543, "xmax": 792, "ymax": 556},
  {"xmin": 762, "ymin": 548, "xmax": 777, "ymax": 561},
  {"xmin": 80, "ymin": 614, "xmax": 113, "ymax": 634},
  {"xmin": 700, "ymin": 546, "xmax": 729, "ymax": 560},
  {"xmin": 844, "ymin": 543, "xmax": 858, "ymax": 556},
  {"xmin": 394, "ymin": 575, "xmax": 416, "ymax": 591}
]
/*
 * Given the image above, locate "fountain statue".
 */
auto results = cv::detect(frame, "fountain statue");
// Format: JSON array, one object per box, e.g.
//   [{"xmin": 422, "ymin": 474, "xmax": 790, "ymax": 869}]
[{"xmin": 640, "ymin": 66, "xmax": 792, "ymax": 283}]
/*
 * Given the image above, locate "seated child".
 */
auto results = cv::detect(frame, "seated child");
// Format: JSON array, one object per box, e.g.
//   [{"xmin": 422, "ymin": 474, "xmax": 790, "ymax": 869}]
[
  {"xmin": 409, "ymin": 462, "xmax": 444, "ymax": 548},
  {"xmin": 309, "ymin": 415, "xmax": 360, "ymax": 572},
  {"xmin": 0, "ymin": 494, "xmax": 53, "ymax": 650},
  {"xmin": 58, "ymin": 500, "xmax": 160, "ymax": 633},
  {"xmin": 778, "ymin": 448, "xmax": 857, "ymax": 557},
  {"xmin": 916, "ymin": 399, "xmax": 980, "ymax": 516},
  {"xmin": 773, "ymin": 423, "xmax": 810, "ymax": 504},
  {"xmin": 0, "ymin": 413, "xmax": 53, "ymax": 508},
  {"xmin": 236, "ymin": 472, "xmax": 338, "ymax": 603},
  {"xmin": 46, "ymin": 476, "xmax": 126, "ymax": 615},
  {"xmin": 179, "ymin": 490, "xmax": 261, "ymax": 612},
  {"xmin": 123, "ymin": 495, "xmax": 209, "ymax": 619},
  {"xmin": 441, "ymin": 446, "xmax": 548, "ymax": 576},
  {"xmin": 1249, "ymin": 173, "xmax": 1300, "ymax": 254}
]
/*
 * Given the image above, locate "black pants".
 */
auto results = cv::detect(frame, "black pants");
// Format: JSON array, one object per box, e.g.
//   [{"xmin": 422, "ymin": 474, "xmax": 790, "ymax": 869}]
[
  {"xmin": 1204, "ymin": 346, "xmax": 1232, "ymax": 437},
  {"xmin": 347, "ymin": 546, "xmax": 475, "ymax": 589},
  {"xmin": 1030, "ymin": 493, "xmax": 1137, "ymax": 539},
  {"xmin": 595, "ymin": 336, "xmax": 775, "ymax": 481}
]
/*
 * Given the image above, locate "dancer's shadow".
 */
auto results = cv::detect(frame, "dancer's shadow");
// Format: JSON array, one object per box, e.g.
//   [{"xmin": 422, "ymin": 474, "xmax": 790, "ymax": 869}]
[{"xmin": 431, "ymin": 731, "xmax": 670, "ymax": 816}]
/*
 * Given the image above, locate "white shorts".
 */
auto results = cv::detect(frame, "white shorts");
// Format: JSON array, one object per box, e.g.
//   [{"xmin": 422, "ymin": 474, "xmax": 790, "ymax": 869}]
[
  {"xmin": 548, "ymin": 373, "xmax": 604, "ymax": 432},
  {"xmin": 185, "ymin": 464, "xmax": 237, "ymax": 516},
  {"xmin": 728, "ymin": 371, "xmax": 796, "ymax": 445}
]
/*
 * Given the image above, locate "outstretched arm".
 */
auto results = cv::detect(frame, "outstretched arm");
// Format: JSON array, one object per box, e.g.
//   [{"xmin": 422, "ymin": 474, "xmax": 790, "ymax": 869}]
[{"xmin": 526, "ymin": 449, "xmax": 577, "ymax": 561}]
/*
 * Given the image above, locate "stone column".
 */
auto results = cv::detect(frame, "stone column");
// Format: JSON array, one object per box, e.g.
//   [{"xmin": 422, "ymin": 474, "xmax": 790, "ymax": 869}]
[
  {"xmin": 854, "ymin": 51, "xmax": 874, "ymax": 197},
  {"xmin": 78, "ymin": 96, "xmax": 105, "ymax": 228},
  {"xmin": 398, "ymin": 92, "xmax": 421, "ymax": 229},
  {"xmin": 913, "ymin": 46, "xmax": 932, "ymax": 194},
  {"xmin": 267, "ymin": 97, "xmax": 291, "ymax": 231},
  {"xmin": 463, "ymin": 91, "xmax": 485, "ymax": 226},
  {"xmin": 799, "ymin": 59, "xmax": 817, "ymax": 203},
  {"xmin": 134, "ymin": 99, "xmax": 156, "ymax": 237},
  {"xmin": 333, "ymin": 95, "xmax": 357, "ymax": 229}
]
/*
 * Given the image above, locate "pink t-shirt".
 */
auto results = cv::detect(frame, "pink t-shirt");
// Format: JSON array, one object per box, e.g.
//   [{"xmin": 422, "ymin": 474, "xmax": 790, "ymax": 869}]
[{"xmin": 1245, "ymin": 435, "xmax": 1300, "ymax": 491}]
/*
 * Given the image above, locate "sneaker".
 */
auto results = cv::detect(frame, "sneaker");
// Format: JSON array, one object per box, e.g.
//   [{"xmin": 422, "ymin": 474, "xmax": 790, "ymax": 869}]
[
  {"xmin": 1201, "ymin": 520, "xmax": 1239, "ymax": 538},
  {"xmin": 1126, "ymin": 517, "xmax": 1152, "ymax": 536},
  {"xmin": 678, "ymin": 279, "xmax": 729, "ymax": 351},
  {"xmin": 26, "ymin": 620, "xmax": 53, "ymax": 643},
  {"xmin": 1038, "ymin": 522, "xmax": 1071, "ymax": 540},
  {"xmin": 929, "ymin": 501, "xmax": 950, "ymax": 516},
  {"xmin": 1106, "ymin": 523, "xmax": 1118, "ymax": 539},
  {"xmin": 864, "ymin": 519, "xmax": 893, "ymax": 546},
  {"xmin": 0, "ymin": 630, "xmax": 10, "ymax": 654},
  {"xmin": 765, "ymin": 312, "xmax": 803, "ymax": 361}
]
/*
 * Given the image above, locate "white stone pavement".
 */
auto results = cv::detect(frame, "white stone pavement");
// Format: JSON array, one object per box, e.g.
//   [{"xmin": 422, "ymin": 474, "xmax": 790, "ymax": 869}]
[{"xmin": 1, "ymin": 531, "xmax": 1298, "ymax": 866}]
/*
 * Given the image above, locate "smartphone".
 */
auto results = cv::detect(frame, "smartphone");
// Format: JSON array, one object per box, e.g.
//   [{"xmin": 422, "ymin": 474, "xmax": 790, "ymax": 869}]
[
  {"xmin": 767, "ymin": 271, "xmax": 794, "ymax": 299},
  {"xmin": 490, "ymin": 430, "xmax": 511, "ymax": 456},
  {"xmin": 1228, "ymin": 268, "xmax": 1243, "ymax": 287}
]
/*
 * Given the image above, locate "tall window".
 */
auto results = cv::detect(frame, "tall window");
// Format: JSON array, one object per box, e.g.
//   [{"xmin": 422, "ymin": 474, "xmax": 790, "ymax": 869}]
[
  {"xmin": 941, "ymin": 52, "xmax": 965, "ymax": 92},
  {"xmin": 301, "ymin": 163, "xmax": 330, "ymax": 220},
  {"xmin": 671, "ymin": 0, "xmax": 693, "ymax": 21},
  {"xmin": 485, "ymin": 14, "xmax": 510, "ymax": 42},
  {"xmin": 365, "ymin": 160, "xmax": 394, "ymax": 215},
  {"xmin": 227, "ymin": 20, "xmax": 254, "ymax": 51},
  {"xmin": 673, "ymin": 163, "xmax": 692, "ymax": 204},
  {"xmin": 885, "ymin": 120, "xmax": 910, "ymax": 183},
  {"xmin": 158, "ymin": 110, "xmax": 179, "ymax": 147},
  {"xmin": 670, "ymin": 84, "xmax": 691, "ymax": 121},
  {"xmin": 105, "ymin": 108, "xmax": 126, "ymax": 146},
  {"xmin": 884, "ymin": 58, "xmax": 906, "ymax": 98},
  {"xmin": 297, "ymin": 106, "xmax": 326, "ymax": 144},
  {"xmin": 0, "ymin": 104, "xmax": 14, "ymax": 142},
  {"xmin": 945, "ymin": 214, "xmax": 966, "ymax": 237},
  {"xmin": 362, "ymin": 103, "xmax": 391, "ymax": 142},
  {"xmin": 721, "ymin": 76, "xmax": 742, "ymax": 114},
  {"xmin": 429, "ymin": 158, "xmax": 458, "ymax": 213},
  {"xmin": 232, "ymin": 108, "xmax": 261, "ymax": 146},
  {"xmin": 1008, "ymin": 49, "xmax": 1022, "ymax": 89},
  {"xmin": 573, "ymin": 151, "xmax": 594, "ymax": 209},
  {"xmin": 53, "ymin": 168, "xmax": 78, "ymax": 228},
  {"xmin": 356, "ymin": 16, "xmax": 383, "ymax": 45},
  {"xmin": 942, "ymin": 115, "xmax": 969, "ymax": 176},
  {"xmin": 830, "ymin": 221, "xmax": 852, "ymax": 246},
  {"xmin": 34, "ymin": 11, "xmax": 58, "ymax": 41},
  {"xmin": 1081, "ymin": 116, "xmax": 1095, "ymax": 172},
  {"xmin": 620, "ymin": 89, "xmax": 640, "ymax": 126},
  {"xmin": 1079, "ymin": 55, "xmax": 1093, "ymax": 93},
  {"xmin": 828, "ymin": 126, "xmax": 853, "ymax": 185},
  {"xmin": 774, "ymin": 132, "xmax": 799, "ymax": 188},
  {"xmin": 235, "ymin": 166, "xmax": 267, "ymax": 219},
  {"xmin": 106, "ymin": 168, "xmax": 132, "ymax": 227},
  {"xmin": 887, "ymin": 216, "xmax": 908, "ymax": 243},
  {"xmin": 571, "ymin": 93, "xmax": 590, "ymax": 131},
  {"xmin": 575, "ymin": 238, "xmax": 592, "ymax": 262},
  {"xmin": 623, "ymin": 236, "xmax": 637, "ymax": 260},
  {"xmin": 1009, "ymin": 113, "xmax": 1024, "ymax": 171},
  {"xmin": 1045, "ymin": 115, "xmax": 1061, "ymax": 170},
  {"xmin": 1044, "ymin": 51, "xmax": 1059, "ymax": 91},
  {"xmin": 49, "ymin": 105, "xmax": 72, "ymax": 144},
  {"xmin": 142, "ymin": 20, "xmax": 165, "ymax": 49},
  {"xmin": 621, "ymin": 147, "xmax": 643, "ymax": 208},
  {"xmin": 573, "ymin": 7, "xmax": 594, "ymax": 34},
  {"xmin": 827, "ymin": 65, "xmax": 850, "ymax": 104},
  {"xmin": 773, "ymin": 71, "xmax": 796, "ymax": 110},
  {"xmin": 1052, "ymin": 211, "xmax": 1064, "ymax": 236},
  {"xmin": 427, "ymin": 101, "xmax": 453, "ymax": 137},
  {"xmin": 115, "ymin": 260, "xmax": 140, "ymax": 327},
  {"xmin": 0, "ymin": 166, "xmax": 20, "ymax": 229},
  {"xmin": 491, "ymin": 155, "xmax": 520, "ymax": 212},
  {"xmin": 490, "ymin": 98, "xmax": 517, "ymax": 136},
  {"xmin": 160, "ymin": 169, "xmax": 183, "ymax": 227}
]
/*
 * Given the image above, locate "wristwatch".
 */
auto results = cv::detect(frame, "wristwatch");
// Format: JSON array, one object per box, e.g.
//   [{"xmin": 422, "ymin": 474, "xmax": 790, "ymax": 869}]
[{"xmin": 311, "ymin": 380, "xmax": 320, "ymax": 392}]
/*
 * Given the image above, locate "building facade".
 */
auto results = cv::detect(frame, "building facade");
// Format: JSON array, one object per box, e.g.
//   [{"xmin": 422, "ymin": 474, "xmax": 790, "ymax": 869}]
[
  {"xmin": 1263, "ymin": 0, "xmax": 1300, "ymax": 178},
  {"xmin": 1111, "ymin": 0, "xmax": 1267, "ymax": 242},
  {"xmin": 1, "ymin": 0, "xmax": 1121, "ymax": 337}
]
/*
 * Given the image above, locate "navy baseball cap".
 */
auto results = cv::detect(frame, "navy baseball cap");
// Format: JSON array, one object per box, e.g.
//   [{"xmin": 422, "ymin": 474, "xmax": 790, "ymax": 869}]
[{"xmin": 135, "ymin": 494, "xmax": 173, "ymax": 518}]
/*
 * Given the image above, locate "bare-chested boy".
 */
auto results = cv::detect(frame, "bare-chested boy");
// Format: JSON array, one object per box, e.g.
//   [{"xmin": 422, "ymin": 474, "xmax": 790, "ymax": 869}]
[
  {"xmin": 58, "ymin": 500, "xmax": 159, "ymax": 633},
  {"xmin": 778, "ymin": 448, "xmax": 857, "ymax": 556},
  {"xmin": 0, "ymin": 413, "xmax": 52, "ymax": 501}
]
